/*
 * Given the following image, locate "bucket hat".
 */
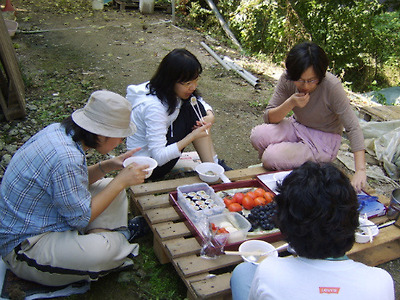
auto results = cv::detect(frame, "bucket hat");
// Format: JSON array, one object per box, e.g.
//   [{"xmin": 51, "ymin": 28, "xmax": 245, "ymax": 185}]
[{"xmin": 72, "ymin": 90, "xmax": 136, "ymax": 138}]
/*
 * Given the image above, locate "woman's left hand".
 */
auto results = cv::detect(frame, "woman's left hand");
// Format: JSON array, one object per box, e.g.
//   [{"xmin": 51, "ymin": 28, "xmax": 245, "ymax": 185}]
[
  {"xmin": 351, "ymin": 169, "xmax": 367, "ymax": 193},
  {"xmin": 110, "ymin": 147, "xmax": 142, "ymax": 170}
]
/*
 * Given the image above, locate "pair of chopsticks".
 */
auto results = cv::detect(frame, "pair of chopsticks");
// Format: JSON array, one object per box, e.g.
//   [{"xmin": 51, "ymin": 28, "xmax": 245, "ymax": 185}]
[
  {"xmin": 190, "ymin": 96, "xmax": 208, "ymax": 134},
  {"xmin": 224, "ymin": 243, "xmax": 289, "ymax": 257}
]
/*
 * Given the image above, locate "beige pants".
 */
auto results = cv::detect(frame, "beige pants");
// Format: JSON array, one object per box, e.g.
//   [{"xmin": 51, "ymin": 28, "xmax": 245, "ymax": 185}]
[{"xmin": 3, "ymin": 178, "xmax": 139, "ymax": 286}]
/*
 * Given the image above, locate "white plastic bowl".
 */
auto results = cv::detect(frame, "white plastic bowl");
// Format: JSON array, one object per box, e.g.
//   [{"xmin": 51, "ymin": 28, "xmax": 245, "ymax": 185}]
[
  {"xmin": 355, "ymin": 217, "xmax": 379, "ymax": 243},
  {"xmin": 195, "ymin": 162, "xmax": 230, "ymax": 183},
  {"xmin": 238, "ymin": 240, "xmax": 277, "ymax": 265},
  {"xmin": 123, "ymin": 156, "xmax": 158, "ymax": 179}
]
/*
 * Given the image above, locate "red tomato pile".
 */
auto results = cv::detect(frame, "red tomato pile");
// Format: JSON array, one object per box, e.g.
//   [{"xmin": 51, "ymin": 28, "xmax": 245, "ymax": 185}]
[{"xmin": 224, "ymin": 188, "xmax": 274, "ymax": 212}]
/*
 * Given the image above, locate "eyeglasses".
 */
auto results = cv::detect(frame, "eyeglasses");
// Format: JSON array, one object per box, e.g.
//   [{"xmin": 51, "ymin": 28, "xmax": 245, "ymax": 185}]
[{"xmin": 294, "ymin": 79, "xmax": 319, "ymax": 84}]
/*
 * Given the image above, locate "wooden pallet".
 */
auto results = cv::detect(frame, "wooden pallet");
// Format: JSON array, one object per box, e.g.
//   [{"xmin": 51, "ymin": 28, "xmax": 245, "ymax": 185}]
[{"xmin": 130, "ymin": 166, "xmax": 400, "ymax": 299}]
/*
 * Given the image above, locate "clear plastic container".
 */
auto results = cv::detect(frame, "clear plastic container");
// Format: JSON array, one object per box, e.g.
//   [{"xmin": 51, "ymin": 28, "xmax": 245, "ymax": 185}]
[
  {"xmin": 177, "ymin": 183, "xmax": 225, "ymax": 223},
  {"xmin": 208, "ymin": 212, "xmax": 251, "ymax": 244}
]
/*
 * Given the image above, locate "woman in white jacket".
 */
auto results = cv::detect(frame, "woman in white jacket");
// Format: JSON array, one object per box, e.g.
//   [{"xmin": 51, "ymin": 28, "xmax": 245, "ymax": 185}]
[{"xmin": 126, "ymin": 49, "xmax": 230, "ymax": 179}]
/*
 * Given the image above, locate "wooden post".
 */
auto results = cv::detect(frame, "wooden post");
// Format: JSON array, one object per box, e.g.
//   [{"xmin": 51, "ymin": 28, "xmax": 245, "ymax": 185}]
[{"xmin": 0, "ymin": 13, "xmax": 26, "ymax": 120}]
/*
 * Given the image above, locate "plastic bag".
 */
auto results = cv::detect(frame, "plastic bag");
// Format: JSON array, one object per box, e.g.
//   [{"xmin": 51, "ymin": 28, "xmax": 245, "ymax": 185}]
[{"xmin": 200, "ymin": 223, "xmax": 229, "ymax": 259}]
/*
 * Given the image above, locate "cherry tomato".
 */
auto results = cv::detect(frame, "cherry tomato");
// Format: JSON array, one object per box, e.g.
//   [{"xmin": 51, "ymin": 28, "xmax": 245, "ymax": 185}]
[
  {"xmin": 254, "ymin": 196, "xmax": 267, "ymax": 206},
  {"xmin": 224, "ymin": 197, "xmax": 235, "ymax": 207},
  {"xmin": 217, "ymin": 227, "xmax": 229, "ymax": 234},
  {"xmin": 246, "ymin": 191, "xmax": 256, "ymax": 199},
  {"xmin": 242, "ymin": 196, "xmax": 255, "ymax": 210},
  {"xmin": 232, "ymin": 192, "xmax": 245, "ymax": 205},
  {"xmin": 264, "ymin": 192, "xmax": 274, "ymax": 204},
  {"xmin": 228, "ymin": 202, "xmax": 243, "ymax": 212},
  {"xmin": 254, "ymin": 188, "xmax": 266, "ymax": 198}
]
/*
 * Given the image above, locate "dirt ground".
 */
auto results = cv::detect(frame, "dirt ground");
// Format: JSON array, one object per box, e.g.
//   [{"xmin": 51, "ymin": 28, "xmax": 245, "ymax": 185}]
[{"xmin": 1, "ymin": 1, "xmax": 399, "ymax": 298}]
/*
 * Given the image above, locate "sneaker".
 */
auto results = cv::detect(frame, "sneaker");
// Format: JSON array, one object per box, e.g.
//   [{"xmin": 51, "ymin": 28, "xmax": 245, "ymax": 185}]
[
  {"xmin": 128, "ymin": 216, "xmax": 151, "ymax": 242},
  {"xmin": 218, "ymin": 159, "xmax": 233, "ymax": 171}
]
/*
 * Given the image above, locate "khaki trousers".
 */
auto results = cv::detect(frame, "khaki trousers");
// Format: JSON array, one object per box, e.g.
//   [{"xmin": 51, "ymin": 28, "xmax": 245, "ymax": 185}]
[{"xmin": 3, "ymin": 178, "xmax": 139, "ymax": 286}]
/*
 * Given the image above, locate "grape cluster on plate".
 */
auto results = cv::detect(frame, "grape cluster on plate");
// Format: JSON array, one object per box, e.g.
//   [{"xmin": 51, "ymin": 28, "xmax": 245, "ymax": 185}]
[{"xmin": 246, "ymin": 201, "xmax": 278, "ymax": 231}]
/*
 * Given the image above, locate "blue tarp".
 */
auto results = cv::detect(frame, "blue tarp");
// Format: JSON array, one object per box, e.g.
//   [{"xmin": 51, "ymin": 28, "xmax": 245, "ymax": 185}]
[{"xmin": 364, "ymin": 87, "xmax": 400, "ymax": 105}]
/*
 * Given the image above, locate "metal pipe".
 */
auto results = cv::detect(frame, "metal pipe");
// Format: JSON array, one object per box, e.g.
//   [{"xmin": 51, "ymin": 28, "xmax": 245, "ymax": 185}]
[{"xmin": 200, "ymin": 42, "xmax": 231, "ymax": 71}]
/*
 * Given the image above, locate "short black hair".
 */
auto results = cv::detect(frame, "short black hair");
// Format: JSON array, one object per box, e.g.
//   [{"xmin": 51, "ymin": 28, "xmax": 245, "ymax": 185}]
[
  {"xmin": 285, "ymin": 42, "xmax": 329, "ymax": 83},
  {"xmin": 148, "ymin": 48, "xmax": 202, "ymax": 115},
  {"xmin": 275, "ymin": 161, "xmax": 359, "ymax": 259},
  {"xmin": 61, "ymin": 116, "xmax": 100, "ymax": 148}
]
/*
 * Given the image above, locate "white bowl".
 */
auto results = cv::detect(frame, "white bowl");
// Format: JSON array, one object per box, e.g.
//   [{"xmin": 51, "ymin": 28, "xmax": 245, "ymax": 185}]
[
  {"xmin": 123, "ymin": 156, "xmax": 158, "ymax": 179},
  {"xmin": 355, "ymin": 217, "xmax": 379, "ymax": 243},
  {"xmin": 195, "ymin": 162, "xmax": 230, "ymax": 183},
  {"xmin": 238, "ymin": 240, "xmax": 277, "ymax": 265}
]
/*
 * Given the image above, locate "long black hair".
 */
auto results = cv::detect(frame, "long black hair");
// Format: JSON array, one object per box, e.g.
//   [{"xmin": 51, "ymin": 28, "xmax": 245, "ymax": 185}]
[
  {"xmin": 285, "ymin": 41, "xmax": 329, "ymax": 83},
  {"xmin": 148, "ymin": 48, "xmax": 202, "ymax": 115},
  {"xmin": 61, "ymin": 116, "xmax": 100, "ymax": 148}
]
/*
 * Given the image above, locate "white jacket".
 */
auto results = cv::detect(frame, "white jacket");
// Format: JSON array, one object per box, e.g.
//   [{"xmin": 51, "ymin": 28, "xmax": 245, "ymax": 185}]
[{"xmin": 126, "ymin": 82, "xmax": 212, "ymax": 167}]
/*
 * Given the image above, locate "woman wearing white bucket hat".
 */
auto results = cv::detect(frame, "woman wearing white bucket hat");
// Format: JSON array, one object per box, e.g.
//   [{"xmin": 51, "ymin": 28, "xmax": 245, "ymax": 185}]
[{"xmin": 0, "ymin": 90, "xmax": 150, "ymax": 287}]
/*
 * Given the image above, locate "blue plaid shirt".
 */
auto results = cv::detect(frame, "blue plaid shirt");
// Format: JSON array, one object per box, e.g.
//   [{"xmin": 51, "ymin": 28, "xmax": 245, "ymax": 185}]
[{"xmin": 0, "ymin": 123, "xmax": 92, "ymax": 256}]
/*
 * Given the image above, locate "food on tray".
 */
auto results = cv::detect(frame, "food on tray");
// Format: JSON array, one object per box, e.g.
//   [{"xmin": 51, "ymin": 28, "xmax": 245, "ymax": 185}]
[
  {"xmin": 181, "ymin": 190, "xmax": 219, "ymax": 211},
  {"xmin": 227, "ymin": 202, "xmax": 243, "ymax": 212},
  {"xmin": 211, "ymin": 221, "xmax": 239, "ymax": 236},
  {"xmin": 222, "ymin": 188, "xmax": 275, "ymax": 212},
  {"xmin": 217, "ymin": 187, "xmax": 278, "ymax": 233},
  {"xmin": 247, "ymin": 202, "xmax": 278, "ymax": 231}
]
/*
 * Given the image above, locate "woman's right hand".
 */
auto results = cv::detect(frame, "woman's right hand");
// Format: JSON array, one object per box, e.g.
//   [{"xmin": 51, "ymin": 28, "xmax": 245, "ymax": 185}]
[
  {"xmin": 117, "ymin": 162, "xmax": 148, "ymax": 187},
  {"xmin": 289, "ymin": 92, "xmax": 310, "ymax": 108},
  {"xmin": 191, "ymin": 122, "xmax": 212, "ymax": 139}
]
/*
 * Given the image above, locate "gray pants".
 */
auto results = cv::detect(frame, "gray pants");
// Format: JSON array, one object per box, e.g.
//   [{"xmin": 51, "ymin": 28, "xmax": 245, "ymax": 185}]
[{"xmin": 3, "ymin": 178, "xmax": 139, "ymax": 286}]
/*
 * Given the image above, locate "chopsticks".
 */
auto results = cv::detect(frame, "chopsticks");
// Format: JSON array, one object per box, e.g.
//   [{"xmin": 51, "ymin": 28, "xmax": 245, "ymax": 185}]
[
  {"xmin": 224, "ymin": 243, "xmax": 289, "ymax": 257},
  {"xmin": 190, "ymin": 96, "xmax": 208, "ymax": 134}
]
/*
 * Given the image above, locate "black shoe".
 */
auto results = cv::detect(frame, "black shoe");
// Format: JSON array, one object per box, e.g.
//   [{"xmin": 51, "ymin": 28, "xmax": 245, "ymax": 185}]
[
  {"xmin": 128, "ymin": 216, "xmax": 150, "ymax": 242},
  {"xmin": 218, "ymin": 159, "xmax": 233, "ymax": 171}
]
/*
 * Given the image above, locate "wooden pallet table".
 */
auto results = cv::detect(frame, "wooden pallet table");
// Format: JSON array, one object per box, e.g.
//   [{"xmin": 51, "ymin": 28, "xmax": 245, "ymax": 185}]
[{"xmin": 130, "ymin": 166, "xmax": 400, "ymax": 299}]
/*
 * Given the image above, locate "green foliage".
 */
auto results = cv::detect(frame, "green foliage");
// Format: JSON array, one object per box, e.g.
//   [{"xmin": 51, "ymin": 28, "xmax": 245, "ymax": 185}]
[{"xmin": 179, "ymin": 0, "xmax": 400, "ymax": 92}]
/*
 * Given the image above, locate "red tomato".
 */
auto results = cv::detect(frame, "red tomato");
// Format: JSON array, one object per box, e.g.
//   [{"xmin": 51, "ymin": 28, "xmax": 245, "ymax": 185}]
[
  {"xmin": 224, "ymin": 197, "xmax": 235, "ymax": 207},
  {"xmin": 211, "ymin": 222, "xmax": 217, "ymax": 231},
  {"xmin": 264, "ymin": 192, "xmax": 274, "ymax": 204},
  {"xmin": 232, "ymin": 192, "xmax": 245, "ymax": 205},
  {"xmin": 254, "ymin": 188, "xmax": 266, "ymax": 198},
  {"xmin": 217, "ymin": 227, "xmax": 229, "ymax": 234},
  {"xmin": 242, "ymin": 196, "xmax": 255, "ymax": 210},
  {"xmin": 228, "ymin": 202, "xmax": 243, "ymax": 212},
  {"xmin": 254, "ymin": 196, "xmax": 267, "ymax": 206},
  {"xmin": 246, "ymin": 191, "xmax": 256, "ymax": 199}
]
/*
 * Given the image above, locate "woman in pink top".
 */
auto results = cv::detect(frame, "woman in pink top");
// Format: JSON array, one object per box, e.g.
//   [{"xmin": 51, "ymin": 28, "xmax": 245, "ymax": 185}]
[{"xmin": 250, "ymin": 42, "xmax": 366, "ymax": 192}]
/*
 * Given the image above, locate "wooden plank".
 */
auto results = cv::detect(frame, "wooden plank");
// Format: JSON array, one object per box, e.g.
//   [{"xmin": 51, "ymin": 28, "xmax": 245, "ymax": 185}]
[
  {"xmin": 0, "ymin": 13, "xmax": 25, "ymax": 120},
  {"xmin": 190, "ymin": 272, "xmax": 232, "ymax": 300},
  {"xmin": 153, "ymin": 221, "xmax": 192, "ymax": 240},
  {"xmin": 130, "ymin": 166, "xmax": 267, "ymax": 196},
  {"xmin": 174, "ymin": 255, "xmax": 242, "ymax": 277},
  {"xmin": 152, "ymin": 234, "xmax": 170, "ymax": 264},
  {"xmin": 358, "ymin": 105, "xmax": 400, "ymax": 122},
  {"xmin": 135, "ymin": 193, "xmax": 171, "ymax": 211},
  {"xmin": 347, "ymin": 224, "xmax": 400, "ymax": 265},
  {"xmin": 164, "ymin": 237, "xmax": 201, "ymax": 258},
  {"xmin": 145, "ymin": 206, "xmax": 181, "ymax": 224}
]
